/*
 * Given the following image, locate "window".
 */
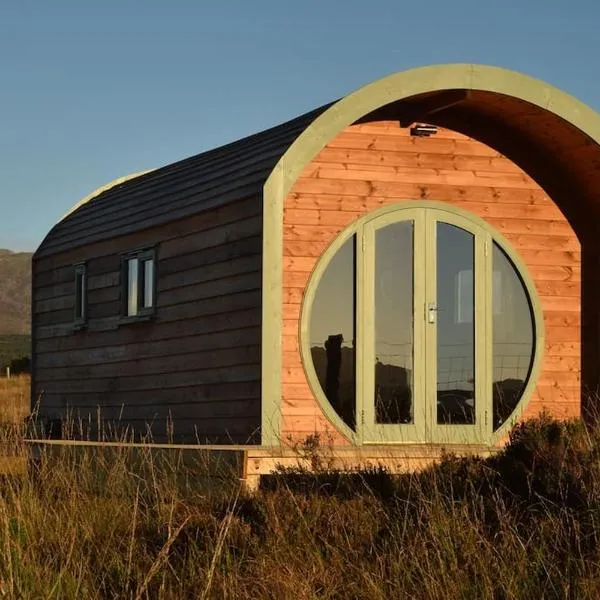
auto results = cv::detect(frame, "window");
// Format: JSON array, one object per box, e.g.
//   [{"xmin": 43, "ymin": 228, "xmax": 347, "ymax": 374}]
[
  {"xmin": 122, "ymin": 249, "xmax": 156, "ymax": 319},
  {"xmin": 73, "ymin": 263, "xmax": 87, "ymax": 328},
  {"xmin": 302, "ymin": 203, "xmax": 542, "ymax": 445}
]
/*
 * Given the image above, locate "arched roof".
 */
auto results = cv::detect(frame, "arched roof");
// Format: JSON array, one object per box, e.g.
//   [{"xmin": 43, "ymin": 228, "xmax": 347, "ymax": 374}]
[
  {"xmin": 265, "ymin": 63, "xmax": 600, "ymax": 235},
  {"xmin": 260, "ymin": 63, "xmax": 600, "ymax": 445},
  {"xmin": 35, "ymin": 104, "xmax": 331, "ymax": 258},
  {"xmin": 37, "ymin": 63, "xmax": 600, "ymax": 262},
  {"xmin": 57, "ymin": 171, "xmax": 154, "ymax": 224}
]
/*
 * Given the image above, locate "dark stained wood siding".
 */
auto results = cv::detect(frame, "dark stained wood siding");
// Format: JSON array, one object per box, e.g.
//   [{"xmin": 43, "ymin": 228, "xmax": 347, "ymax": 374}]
[
  {"xmin": 32, "ymin": 197, "xmax": 262, "ymax": 444},
  {"xmin": 36, "ymin": 104, "xmax": 332, "ymax": 259}
]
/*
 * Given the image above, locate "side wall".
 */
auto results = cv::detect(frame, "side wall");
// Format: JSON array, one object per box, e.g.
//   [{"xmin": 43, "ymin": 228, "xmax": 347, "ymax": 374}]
[
  {"xmin": 281, "ymin": 121, "xmax": 580, "ymax": 444},
  {"xmin": 32, "ymin": 197, "xmax": 263, "ymax": 443}
]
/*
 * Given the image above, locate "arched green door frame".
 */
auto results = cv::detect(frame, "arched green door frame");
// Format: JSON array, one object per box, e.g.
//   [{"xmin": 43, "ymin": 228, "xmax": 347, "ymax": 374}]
[
  {"xmin": 298, "ymin": 201, "xmax": 544, "ymax": 447},
  {"xmin": 261, "ymin": 63, "xmax": 600, "ymax": 447}
]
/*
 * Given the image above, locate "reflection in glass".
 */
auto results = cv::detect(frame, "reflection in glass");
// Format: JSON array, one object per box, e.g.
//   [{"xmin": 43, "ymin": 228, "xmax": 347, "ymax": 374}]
[
  {"xmin": 309, "ymin": 236, "xmax": 356, "ymax": 429},
  {"xmin": 127, "ymin": 259, "xmax": 138, "ymax": 317},
  {"xmin": 492, "ymin": 243, "xmax": 535, "ymax": 430},
  {"xmin": 143, "ymin": 259, "xmax": 154, "ymax": 308},
  {"xmin": 374, "ymin": 221, "xmax": 414, "ymax": 424},
  {"xmin": 436, "ymin": 223, "xmax": 475, "ymax": 424}
]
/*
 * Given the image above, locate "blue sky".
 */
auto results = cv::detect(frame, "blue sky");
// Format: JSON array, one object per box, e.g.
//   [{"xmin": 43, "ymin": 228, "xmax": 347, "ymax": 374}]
[{"xmin": 1, "ymin": 0, "xmax": 599, "ymax": 252}]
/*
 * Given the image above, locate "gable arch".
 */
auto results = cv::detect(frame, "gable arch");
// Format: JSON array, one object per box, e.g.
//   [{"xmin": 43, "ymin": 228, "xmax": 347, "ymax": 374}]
[{"xmin": 261, "ymin": 64, "xmax": 600, "ymax": 444}]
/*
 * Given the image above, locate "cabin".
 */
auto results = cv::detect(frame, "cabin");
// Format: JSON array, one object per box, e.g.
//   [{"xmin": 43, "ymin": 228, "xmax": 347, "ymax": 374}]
[{"xmin": 31, "ymin": 64, "xmax": 600, "ymax": 479}]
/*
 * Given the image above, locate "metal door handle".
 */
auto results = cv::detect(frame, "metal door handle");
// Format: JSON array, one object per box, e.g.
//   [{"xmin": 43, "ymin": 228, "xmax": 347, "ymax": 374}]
[{"xmin": 427, "ymin": 303, "xmax": 438, "ymax": 324}]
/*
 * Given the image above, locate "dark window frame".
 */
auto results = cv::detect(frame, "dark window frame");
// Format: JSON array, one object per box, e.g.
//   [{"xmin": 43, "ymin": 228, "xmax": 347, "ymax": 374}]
[
  {"xmin": 120, "ymin": 247, "xmax": 157, "ymax": 323},
  {"xmin": 73, "ymin": 262, "xmax": 87, "ymax": 330}
]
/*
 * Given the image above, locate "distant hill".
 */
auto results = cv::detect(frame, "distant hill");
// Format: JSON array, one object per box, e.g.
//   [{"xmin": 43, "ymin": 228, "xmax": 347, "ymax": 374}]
[{"xmin": 0, "ymin": 249, "xmax": 32, "ymax": 335}]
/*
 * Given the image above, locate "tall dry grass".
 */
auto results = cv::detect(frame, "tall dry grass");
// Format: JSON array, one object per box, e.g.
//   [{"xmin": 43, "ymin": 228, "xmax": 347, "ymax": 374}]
[{"xmin": 0, "ymin": 377, "xmax": 600, "ymax": 597}]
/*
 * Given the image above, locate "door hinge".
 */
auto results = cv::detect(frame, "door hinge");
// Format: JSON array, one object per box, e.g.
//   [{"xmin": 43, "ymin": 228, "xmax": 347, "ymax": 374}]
[{"xmin": 361, "ymin": 410, "xmax": 365, "ymax": 425}]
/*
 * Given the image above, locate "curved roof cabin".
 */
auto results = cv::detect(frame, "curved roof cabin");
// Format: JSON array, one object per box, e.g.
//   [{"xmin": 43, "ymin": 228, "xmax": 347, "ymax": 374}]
[{"xmin": 32, "ymin": 64, "xmax": 600, "ymax": 470}]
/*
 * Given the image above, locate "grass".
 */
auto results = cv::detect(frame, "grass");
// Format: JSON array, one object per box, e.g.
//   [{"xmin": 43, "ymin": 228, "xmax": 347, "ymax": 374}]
[{"xmin": 2, "ymin": 376, "xmax": 600, "ymax": 597}]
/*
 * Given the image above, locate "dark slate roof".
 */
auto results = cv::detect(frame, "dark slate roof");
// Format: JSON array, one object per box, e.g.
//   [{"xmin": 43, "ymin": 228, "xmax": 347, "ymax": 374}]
[{"xmin": 36, "ymin": 102, "xmax": 334, "ymax": 258}]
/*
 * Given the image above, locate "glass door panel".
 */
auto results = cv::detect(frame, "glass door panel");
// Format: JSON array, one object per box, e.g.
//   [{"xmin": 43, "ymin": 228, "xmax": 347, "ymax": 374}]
[
  {"xmin": 426, "ymin": 212, "xmax": 487, "ymax": 444},
  {"xmin": 362, "ymin": 210, "xmax": 426, "ymax": 443},
  {"xmin": 361, "ymin": 207, "xmax": 488, "ymax": 445},
  {"xmin": 435, "ymin": 223, "xmax": 476, "ymax": 425},
  {"xmin": 374, "ymin": 221, "xmax": 415, "ymax": 425}
]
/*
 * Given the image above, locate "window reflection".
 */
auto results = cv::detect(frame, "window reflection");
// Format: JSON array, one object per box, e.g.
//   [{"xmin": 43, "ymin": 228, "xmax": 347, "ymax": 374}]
[
  {"xmin": 374, "ymin": 221, "xmax": 414, "ymax": 424},
  {"xmin": 309, "ymin": 236, "xmax": 356, "ymax": 429},
  {"xmin": 492, "ymin": 243, "xmax": 535, "ymax": 430},
  {"xmin": 436, "ymin": 223, "xmax": 475, "ymax": 425}
]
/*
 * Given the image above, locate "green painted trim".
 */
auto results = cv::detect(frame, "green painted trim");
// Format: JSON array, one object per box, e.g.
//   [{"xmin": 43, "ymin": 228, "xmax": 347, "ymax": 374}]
[
  {"xmin": 297, "ymin": 200, "xmax": 545, "ymax": 446},
  {"xmin": 489, "ymin": 238, "xmax": 546, "ymax": 444},
  {"xmin": 300, "ymin": 226, "xmax": 359, "ymax": 444},
  {"xmin": 261, "ymin": 63, "xmax": 598, "ymax": 445},
  {"xmin": 260, "ymin": 171, "xmax": 286, "ymax": 446},
  {"xmin": 425, "ymin": 208, "xmax": 487, "ymax": 445},
  {"xmin": 361, "ymin": 208, "xmax": 427, "ymax": 443},
  {"xmin": 57, "ymin": 171, "xmax": 154, "ymax": 225}
]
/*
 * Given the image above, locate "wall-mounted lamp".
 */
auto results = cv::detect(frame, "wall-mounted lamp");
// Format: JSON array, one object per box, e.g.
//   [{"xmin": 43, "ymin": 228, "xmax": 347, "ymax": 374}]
[{"xmin": 410, "ymin": 124, "xmax": 438, "ymax": 137}]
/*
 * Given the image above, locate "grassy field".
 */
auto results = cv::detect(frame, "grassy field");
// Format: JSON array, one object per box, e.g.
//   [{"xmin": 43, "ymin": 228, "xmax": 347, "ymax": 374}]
[{"xmin": 1, "ymin": 377, "xmax": 600, "ymax": 598}]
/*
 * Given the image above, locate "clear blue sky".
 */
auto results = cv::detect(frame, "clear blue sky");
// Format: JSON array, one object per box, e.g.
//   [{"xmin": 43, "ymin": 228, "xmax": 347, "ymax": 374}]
[{"xmin": 1, "ymin": 0, "xmax": 599, "ymax": 252}]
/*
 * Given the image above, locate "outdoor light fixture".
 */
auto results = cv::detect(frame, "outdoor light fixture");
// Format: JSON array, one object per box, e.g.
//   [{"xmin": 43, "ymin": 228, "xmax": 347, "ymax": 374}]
[{"xmin": 410, "ymin": 123, "xmax": 438, "ymax": 137}]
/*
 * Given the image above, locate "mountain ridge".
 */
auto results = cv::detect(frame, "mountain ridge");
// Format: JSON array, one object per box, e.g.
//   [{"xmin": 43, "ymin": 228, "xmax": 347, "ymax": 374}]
[{"xmin": 0, "ymin": 249, "xmax": 32, "ymax": 335}]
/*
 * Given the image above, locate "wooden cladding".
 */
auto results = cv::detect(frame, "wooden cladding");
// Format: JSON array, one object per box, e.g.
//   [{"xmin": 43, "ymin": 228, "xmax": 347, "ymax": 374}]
[
  {"xmin": 32, "ymin": 196, "xmax": 263, "ymax": 444},
  {"xmin": 281, "ymin": 121, "xmax": 581, "ymax": 444}
]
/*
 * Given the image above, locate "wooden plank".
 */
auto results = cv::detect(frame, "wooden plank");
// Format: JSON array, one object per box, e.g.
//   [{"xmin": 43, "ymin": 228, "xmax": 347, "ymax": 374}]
[
  {"xmin": 36, "ymin": 308, "xmax": 74, "ymax": 327},
  {"xmin": 40, "ymin": 383, "xmax": 260, "ymax": 412},
  {"xmin": 158, "ymin": 254, "xmax": 261, "ymax": 293},
  {"xmin": 282, "ymin": 303, "xmax": 302, "ymax": 321},
  {"xmin": 36, "ymin": 327, "xmax": 261, "ymax": 368},
  {"xmin": 160, "ymin": 215, "xmax": 262, "ymax": 260},
  {"xmin": 282, "ymin": 336, "xmax": 299, "ymax": 353},
  {"xmin": 312, "ymin": 148, "xmax": 524, "ymax": 174},
  {"xmin": 34, "ymin": 196, "xmax": 261, "ymax": 272},
  {"xmin": 282, "ymin": 271, "xmax": 311, "ymax": 288},
  {"xmin": 87, "ymin": 300, "xmax": 121, "ymax": 320},
  {"xmin": 544, "ymin": 342, "xmax": 581, "ymax": 357},
  {"xmin": 541, "ymin": 355, "xmax": 580, "ymax": 372},
  {"xmin": 528, "ymin": 265, "xmax": 581, "ymax": 282},
  {"xmin": 282, "ymin": 256, "xmax": 316, "ymax": 273},
  {"xmin": 284, "ymin": 240, "xmax": 329, "ymax": 258},
  {"xmin": 543, "ymin": 312, "xmax": 581, "ymax": 328},
  {"xmin": 35, "ymin": 295, "xmax": 74, "ymax": 314},
  {"xmin": 159, "ymin": 235, "xmax": 262, "ymax": 277},
  {"xmin": 36, "ymin": 307, "xmax": 261, "ymax": 353},
  {"xmin": 312, "ymin": 166, "xmax": 539, "ymax": 190},
  {"xmin": 282, "ymin": 288, "xmax": 304, "ymax": 304},
  {"xmin": 87, "ymin": 285, "xmax": 120, "ymax": 305},
  {"xmin": 158, "ymin": 271, "xmax": 261, "ymax": 307},
  {"xmin": 539, "ymin": 296, "xmax": 580, "ymax": 312},
  {"xmin": 533, "ymin": 281, "xmax": 580, "ymax": 297},
  {"xmin": 519, "ymin": 250, "xmax": 579, "ymax": 267},
  {"xmin": 35, "ymin": 377, "xmax": 261, "ymax": 413},
  {"xmin": 542, "ymin": 326, "xmax": 581, "ymax": 342},
  {"xmin": 158, "ymin": 289, "xmax": 262, "ymax": 323},
  {"xmin": 40, "ymin": 394, "xmax": 260, "ymax": 420}
]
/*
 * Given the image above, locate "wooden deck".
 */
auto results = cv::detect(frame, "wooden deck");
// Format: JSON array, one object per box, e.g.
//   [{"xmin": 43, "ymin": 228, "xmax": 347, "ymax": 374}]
[{"xmin": 22, "ymin": 439, "xmax": 501, "ymax": 491}]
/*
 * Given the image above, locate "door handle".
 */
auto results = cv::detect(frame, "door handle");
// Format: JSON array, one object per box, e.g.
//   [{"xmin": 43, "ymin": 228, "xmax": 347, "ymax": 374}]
[{"xmin": 427, "ymin": 303, "xmax": 438, "ymax": 324}]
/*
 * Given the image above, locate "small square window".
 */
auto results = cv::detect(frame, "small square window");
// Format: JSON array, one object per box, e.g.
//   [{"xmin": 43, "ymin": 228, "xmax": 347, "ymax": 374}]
[
  {"xmin": 73, "ymin": 263, "xmax": 87, "ymax": 328},
  {"xmin": 122, "ymin": 249, "xmax": 156, "ymax": 319}
]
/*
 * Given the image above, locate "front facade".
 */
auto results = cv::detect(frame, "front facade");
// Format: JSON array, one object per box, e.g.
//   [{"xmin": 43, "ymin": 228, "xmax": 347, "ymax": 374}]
[{"xmin": 33, "ymin": 65, "xmax": 600, "ymax": 458}]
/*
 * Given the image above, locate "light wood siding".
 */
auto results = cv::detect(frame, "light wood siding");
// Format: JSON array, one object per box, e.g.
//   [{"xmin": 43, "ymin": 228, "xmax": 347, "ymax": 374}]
[
  {"xmin": 32, "ymin": 197, "xmax": 262, "ymax": 443},
  {"xmin": 281, "ymin": 121, "xmax": 581, "ymax": 443}
]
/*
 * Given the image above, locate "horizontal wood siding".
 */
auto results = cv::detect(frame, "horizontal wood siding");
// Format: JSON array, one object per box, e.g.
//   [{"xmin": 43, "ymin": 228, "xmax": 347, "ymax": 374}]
[
  {"xmin": 281, "ymin": 121, "xmax": 581, "ymax": 444},
  {"xmin": 33, "ymin": 197, "xmax": 262, "ymax": 444}
]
